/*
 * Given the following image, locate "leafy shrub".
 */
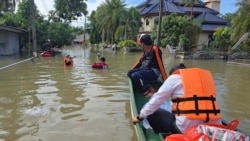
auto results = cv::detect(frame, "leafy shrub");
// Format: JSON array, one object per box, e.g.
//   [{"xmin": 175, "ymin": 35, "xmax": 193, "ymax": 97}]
[{"xmin": 118, "ymin": 40, "xmax": 140, "ymax": 48}]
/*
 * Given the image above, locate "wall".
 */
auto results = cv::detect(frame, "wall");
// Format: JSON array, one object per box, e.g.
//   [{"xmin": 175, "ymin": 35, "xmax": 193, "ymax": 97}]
[
  {"xmin": 140, "ymin": 16, "xmax": 155, "ymax": 33},
  {"xmin": 197, "ymin": 33, "xmax": 210, "ymax": 50},
  {"xmin": 0, "ymin": 30, "xmax": 20, "ymax": 55},
  {"xmin": 204, "ymin": 0, "xmax": 221, "ymax": 12}
]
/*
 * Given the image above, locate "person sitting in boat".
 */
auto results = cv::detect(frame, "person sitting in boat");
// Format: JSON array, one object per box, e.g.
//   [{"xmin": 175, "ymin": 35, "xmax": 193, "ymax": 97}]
[
  {"xmin": 127, "ymin": 34, "xmax": 167, "ymax": 95},
  {"xmin": 64, "ymin": 55, "xmax": 75, "ymax": 66},
  {"xmin": 132, "ymin": 63, "xmax": 222, "ymax": 134},
  {"xmin": 41, "ymin": 39, "xmax": 55, "ymax": 56},
  {"xmin": 92, "ymin": 57, "xmax": 108, "ymax": 69}
]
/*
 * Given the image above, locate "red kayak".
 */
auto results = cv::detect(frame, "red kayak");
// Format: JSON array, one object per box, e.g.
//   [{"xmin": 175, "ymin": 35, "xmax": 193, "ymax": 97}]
[
  {"xmin": 40, "ymin": 51, "xmax": 53, "ymax": 57},
  {"xmin": 92, "ymin": 62, "xmax": 108, "ymax": 69}
]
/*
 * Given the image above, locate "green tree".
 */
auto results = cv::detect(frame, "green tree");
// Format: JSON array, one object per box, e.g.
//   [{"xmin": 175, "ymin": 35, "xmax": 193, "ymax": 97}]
[
  {"xmin": 212, "ymin": 27, "xmax": 232, "ymax": 52},
  {"xmin": 54, "ymin": 0, "xmax": 87, "ymax": 23},
  {"xmin": 221, "ymin": 13, "xmax": 236, "ymax": 26},
  {"xmin": 95, "ymin": 0, "xmax": 140, "ymax": 43},
  {"xmin": 88, "ymin": 11, "xmax": 102, "ymax": 44},
  {"xmin": 231, "ymin": 0, "xmax": 250, "ymax": 51},
  {"xmin": 96, "ymin": 0, "xmax": 127, "ymax": 43},
  {"xmin": 154, "ymin": 13, "xmax": 201, "ymax": 52},
  {"xmin": 117, "ymin": 7, "xmax": 141, "ymax": 41}
]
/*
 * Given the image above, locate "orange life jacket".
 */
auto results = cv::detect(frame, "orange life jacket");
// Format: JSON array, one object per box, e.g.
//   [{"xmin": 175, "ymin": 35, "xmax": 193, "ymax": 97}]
[
  {"xmin": 172, "ymin": 68, "xmax": 221, "ymax": 122},
  {"xmin": 131, "ymin": 45, "xmax": 167, "ymax": 80},
  {"xmin": 64, "ymin": 58, "xmax": 73, "ymax": 66}
]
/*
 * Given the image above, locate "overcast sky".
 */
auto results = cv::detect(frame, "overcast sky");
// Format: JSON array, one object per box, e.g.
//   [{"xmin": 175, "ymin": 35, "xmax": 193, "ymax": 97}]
[{"xmin": 34, "ymin": 0, "xmax": 238, "ymax": 27}]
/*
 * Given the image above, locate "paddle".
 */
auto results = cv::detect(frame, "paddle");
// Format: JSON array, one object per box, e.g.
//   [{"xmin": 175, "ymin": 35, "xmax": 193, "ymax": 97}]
[
  {"xmin": 0, "ymin": 52, "xmax": 39, "ymax": 71},
  {"xmin": 40, "ymin": 46, "xmax": 59, "ymax": 56}
]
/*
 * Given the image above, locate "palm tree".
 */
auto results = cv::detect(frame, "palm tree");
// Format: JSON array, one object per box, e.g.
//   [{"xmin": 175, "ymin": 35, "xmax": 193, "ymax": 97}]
[
  {"xmin": 96, "ymin": 0, "xmax": 140, "ymax": 43},
  {"xmin": 231, "ymin": 0, "xmax": 250, "ymax": 50},
  {"xmin": 96, "ymin": 0, "xmax": 126, "ymax": 43},
  {"xmin": 116, "ymin": 7, "xmax": 141, "ymax": 40}
]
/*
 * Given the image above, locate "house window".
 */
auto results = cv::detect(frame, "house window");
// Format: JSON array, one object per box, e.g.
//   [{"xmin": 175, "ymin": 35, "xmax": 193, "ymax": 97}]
[
  {"xmin": 208, "ymin": 34, "xmax": 215, "ymax": 48},
  {"xmin": 145, "ymin": 18, "xmax": 149, "ymax": 26}
]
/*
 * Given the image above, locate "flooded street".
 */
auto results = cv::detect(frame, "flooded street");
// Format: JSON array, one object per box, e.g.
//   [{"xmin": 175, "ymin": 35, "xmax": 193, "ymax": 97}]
[{"xmin": 0, "ymin": 46, "xmax": 250, "ymax": 141}]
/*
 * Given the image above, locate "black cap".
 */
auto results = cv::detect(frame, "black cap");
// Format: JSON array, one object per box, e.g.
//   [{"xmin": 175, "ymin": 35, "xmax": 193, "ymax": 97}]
[
  {"xmin": 100, "ymin": 57, "xmax": 105, "ymax": 62},
  {"xmin": 140, "ymin": 34, "xmax": 153, "ymax": 45},
  {"xmin": 169, "ymin": 63, "xmax": 186, "ymax": 75}
]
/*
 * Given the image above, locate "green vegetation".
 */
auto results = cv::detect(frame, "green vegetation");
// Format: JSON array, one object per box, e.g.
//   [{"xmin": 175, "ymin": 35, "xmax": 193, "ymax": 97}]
[
  {"xmin": 151, "ymin": 13, "xmax": 201, "ymax": 52},
  {"xmin": 117, "ymin": 40, "xmax": 139, "ymax": 49},
  {"xmin": 90, "ymin": 0, "xmax": 141, "ymax": 44},
  {"xmin": 0, "ymin": 0, "xmax": 87, "ymax": 51}
]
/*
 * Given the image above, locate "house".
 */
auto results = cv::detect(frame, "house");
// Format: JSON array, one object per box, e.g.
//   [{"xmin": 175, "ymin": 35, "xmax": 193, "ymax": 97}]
[
  {"xmin": 136, "ymin": 0, "xmax": 228, "ymax": 50},
  {"xmin": 73, "ymin": 33, "xmax": 90, "ymax": 45},
  {"xmin": 0, "ymin": 26, "xmax": 26, "ymax": 55}
]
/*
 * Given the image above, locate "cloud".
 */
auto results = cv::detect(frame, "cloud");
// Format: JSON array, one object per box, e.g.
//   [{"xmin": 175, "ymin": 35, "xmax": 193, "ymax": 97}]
[
  {"xmin": 35, "ymin": 0, "xmax": 105, "ymax": 16},
  {"xmin": 87, "ymin": 0, "xmax": 105, "ymax": 15}
]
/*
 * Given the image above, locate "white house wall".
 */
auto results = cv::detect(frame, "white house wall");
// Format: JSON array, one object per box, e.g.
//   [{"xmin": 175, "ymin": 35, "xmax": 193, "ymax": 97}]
[
  {"xmin": 141, "ymin": 17, "xmax": 155, "ymax": 32},
  {"xmin": 140, "ymin": 16, "xmax": 212, "ymax": 49},
  {"xmin": 197, "ymin": 33, "xmax": 210, "ymax": 50}
]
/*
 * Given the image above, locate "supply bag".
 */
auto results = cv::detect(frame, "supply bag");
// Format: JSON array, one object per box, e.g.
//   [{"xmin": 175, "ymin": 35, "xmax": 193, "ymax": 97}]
[{"xmin": 165, "ymin": 120, "xmax": 249, "ymax": 141}]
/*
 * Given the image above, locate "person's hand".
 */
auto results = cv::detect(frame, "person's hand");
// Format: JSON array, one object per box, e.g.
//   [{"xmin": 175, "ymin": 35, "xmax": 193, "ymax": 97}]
[
  {"xmin": 144, "ymin": 91, "xmax": 154, "ymax": 98},
  {"xmin": 132, "ymin": 116, "xmax": 140, "ymax": 124},
  {"xmin": 144, "ymin": 87, "xmax": 156, "ymax": 98}
]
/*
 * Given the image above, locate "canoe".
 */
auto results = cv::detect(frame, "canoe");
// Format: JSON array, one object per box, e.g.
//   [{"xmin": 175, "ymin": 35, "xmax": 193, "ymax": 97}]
[
  {"xmin": 129, "ymin": 78, "xmax": 165, "ymax": 141},
  {"xmin": 128, "ymin": 78, "xmax": 249, "ymax": 141}
]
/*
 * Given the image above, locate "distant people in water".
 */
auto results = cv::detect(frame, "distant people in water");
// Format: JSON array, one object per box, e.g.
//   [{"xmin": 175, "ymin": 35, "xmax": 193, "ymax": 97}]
[
  {"xmin": 41, "ymin": 39, "xmax": 56, "ymax": 56},
  {"xmin": 92, "ymin": 57, "xmax": 108, "ymax": 69},
  {"xmin": 96, "ymin": 53, "xmax": 101, "ymax": 62},
  {"xmin": 64, "ymin": 55, "xmax": 75, "ymax": 66}
]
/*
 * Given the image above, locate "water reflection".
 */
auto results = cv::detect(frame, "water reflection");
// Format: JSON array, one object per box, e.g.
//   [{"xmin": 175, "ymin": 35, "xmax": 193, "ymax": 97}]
[{"xmin": 0, "ymin": 46, "xmax": 250, "ymax": 141}]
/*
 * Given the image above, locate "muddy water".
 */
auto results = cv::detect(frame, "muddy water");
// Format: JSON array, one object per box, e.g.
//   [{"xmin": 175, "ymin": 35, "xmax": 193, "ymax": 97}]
[{"xmin": 0, "ymin": 46, "xmax": 250, "ymax": 141}]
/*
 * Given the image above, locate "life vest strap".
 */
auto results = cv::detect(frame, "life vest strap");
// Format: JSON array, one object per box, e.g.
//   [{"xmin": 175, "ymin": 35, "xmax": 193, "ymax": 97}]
[
  {"xmin": 172, "ymin": 95, "xmax": 216, "ymax": 103},
  {"xmin": 172, "ymin": 109, "xmax": 220, "ymax": 115},
  {"xmin": 173, "ymin": 95, "xmax": 219, "ymax": 122}
]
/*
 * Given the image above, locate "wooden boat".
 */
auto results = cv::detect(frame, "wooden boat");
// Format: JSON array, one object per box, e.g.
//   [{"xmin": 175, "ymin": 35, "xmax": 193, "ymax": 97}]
[{"xmin": 128, "ymin": 78, "xmax": 249, "ymax": 141}]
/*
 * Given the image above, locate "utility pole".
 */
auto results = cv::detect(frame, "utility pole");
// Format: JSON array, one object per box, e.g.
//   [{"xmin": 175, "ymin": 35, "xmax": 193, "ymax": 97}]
[
  {"xmin": 30, "ymin": 0, "xmax": 37, "ymax": 56},
  {"xmin": 156, "ymin": 0, "xmax": 163, "ymax": 47},
  {"xmin": 83, "ymin": 15, "xmax": 86, "ymax": 52}
]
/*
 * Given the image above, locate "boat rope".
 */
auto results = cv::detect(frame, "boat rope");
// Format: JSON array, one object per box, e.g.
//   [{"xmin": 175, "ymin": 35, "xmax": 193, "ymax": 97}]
[{"xmin": 0, "ymin": 52, "xmax": 39, "ymax": 71}]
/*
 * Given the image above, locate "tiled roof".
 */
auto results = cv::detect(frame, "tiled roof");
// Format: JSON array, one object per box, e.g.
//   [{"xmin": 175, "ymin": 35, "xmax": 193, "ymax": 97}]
[
  {"xmin": 136, "ymin": 0, "xmax": 229, "ymax": 32},
  {"xmin": 181, "ymin": 6, "xmax": 219, "ymax": 15},
  {"xmin": 138, "ymin": 0, "xmax": 186, "ymax": 15},
  {"xmin": 0, "ymin": 26, "xmax": 27, "ymax": 33},
  {"xmin": 195, "ymin": 12, "xmax": 227, "ymax": 24},
  {"xmin": 201, "ymin": 24, "xmax": 228, "ymax": 32}
]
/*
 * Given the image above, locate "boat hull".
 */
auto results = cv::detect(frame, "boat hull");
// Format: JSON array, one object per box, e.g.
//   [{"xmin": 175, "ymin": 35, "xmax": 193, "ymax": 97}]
[
  {"xmin": 128, "ymin": 78, "xmax": 249, "ymax": 141},
  {"xmin": 40, "ymin": 51, "xmax": 53, "ymax": 57},
  {"xmin": 129, "ymin": 78, "xmax": 165, "ymax": 141}
]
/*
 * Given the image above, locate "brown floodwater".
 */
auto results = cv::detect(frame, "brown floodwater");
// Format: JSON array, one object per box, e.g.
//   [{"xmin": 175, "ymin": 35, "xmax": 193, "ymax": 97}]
[{"xmin": 0, "ymin": 46, "xmax": 250, "ymax": 141}]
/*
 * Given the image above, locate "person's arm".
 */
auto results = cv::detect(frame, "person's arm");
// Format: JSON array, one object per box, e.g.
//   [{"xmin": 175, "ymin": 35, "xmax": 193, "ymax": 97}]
[
  {"xmin": 153, "ymin": 46, "xmax": 167, "ymax": 80},
  {"xmin": 130, "ymin": 53, "xmax": 144, "ymax": 69},
  {"xmin": 132, "ymin": 75, "xmax": 182, "ymax": 123}
]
